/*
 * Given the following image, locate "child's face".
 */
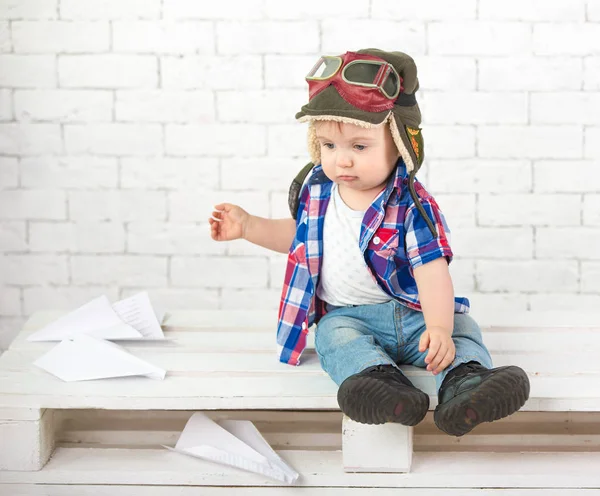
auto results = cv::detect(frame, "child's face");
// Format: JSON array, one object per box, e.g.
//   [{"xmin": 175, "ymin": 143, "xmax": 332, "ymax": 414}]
[{"xmin": 315, "ymin": 120, "xmax": 399, "ymax": 196}]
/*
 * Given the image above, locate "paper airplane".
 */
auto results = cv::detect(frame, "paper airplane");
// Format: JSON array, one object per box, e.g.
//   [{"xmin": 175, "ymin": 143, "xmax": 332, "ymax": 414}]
[
  {"xmin": 164, "ymin": 412, "xmax": 299, "ymax": 484},
  {"xmin": 28, "ymin": 292, "xmax": 165, "ymax": 342},
  {"xmin": 33, "ymin": 334, "xmax": 166, "ymax": 381}
]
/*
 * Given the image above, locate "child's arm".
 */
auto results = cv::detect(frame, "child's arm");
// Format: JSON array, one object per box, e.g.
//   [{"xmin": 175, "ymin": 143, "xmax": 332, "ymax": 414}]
[
  {"xmin": 413, "ymin": 257, "xmax": 456, "ymax": 375},
  {"xmin": 210, "ymin": 203, "xmax": 296, "ymax": 254}
]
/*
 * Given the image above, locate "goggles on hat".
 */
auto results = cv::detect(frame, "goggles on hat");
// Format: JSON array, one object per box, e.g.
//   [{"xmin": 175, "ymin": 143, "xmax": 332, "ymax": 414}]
[{"xmin": 305, "ymin": 51, "xmax": 404, "ymax": 112}]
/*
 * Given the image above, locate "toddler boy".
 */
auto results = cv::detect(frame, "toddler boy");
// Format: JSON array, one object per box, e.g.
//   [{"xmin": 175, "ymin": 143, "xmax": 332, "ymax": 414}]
[{"xmin": 210, "ymin": 49, "xmax": 530, "ymax": 436}]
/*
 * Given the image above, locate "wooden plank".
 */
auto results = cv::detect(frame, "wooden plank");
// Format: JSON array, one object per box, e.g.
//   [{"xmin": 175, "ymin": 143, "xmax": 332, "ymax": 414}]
[
  {"xmin": 1, "ymin": 448, "xmax": 600, "ymax": 487},
  {"xmin": 5, "ymin": 485, "xmax": 600, "ymax": 495}
]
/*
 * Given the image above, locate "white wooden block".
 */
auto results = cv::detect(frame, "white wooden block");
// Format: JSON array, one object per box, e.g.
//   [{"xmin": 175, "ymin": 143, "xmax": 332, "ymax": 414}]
[
  {"xmin": 342, "ymin": 415, "xmax": 412, "ymax": 473},
  {"xmin": 0, "ymin": 409, "xmax": 56, "ymax": 471}
]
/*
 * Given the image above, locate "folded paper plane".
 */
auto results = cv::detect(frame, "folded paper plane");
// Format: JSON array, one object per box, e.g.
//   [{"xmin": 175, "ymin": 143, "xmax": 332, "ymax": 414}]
[
  {"xmin": 28, "ymin": 292, "xmax": 165, "ymax": 342},
  {"xmin": 164, "ymin": 412, "xmax": 299, "ymax": 484},
  {"xmin": 33, "ymin": 334, "xmax": 166, "ymax": 381}
]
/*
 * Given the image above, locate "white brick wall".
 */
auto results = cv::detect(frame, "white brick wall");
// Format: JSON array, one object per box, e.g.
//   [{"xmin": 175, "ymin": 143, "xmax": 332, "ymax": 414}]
[{"xmin": 1, "ymin": 0, "xmax": 599, "ymax": 348}]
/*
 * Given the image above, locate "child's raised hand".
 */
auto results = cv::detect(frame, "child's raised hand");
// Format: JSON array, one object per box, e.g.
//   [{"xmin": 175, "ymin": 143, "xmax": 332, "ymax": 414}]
[
  {"xmin": 209, "ymin": 203, "xmax": 250, "ymax": 242},
  {"xmin": 418, "ymin": 326, "xmax": 456, "ymax": 375}
]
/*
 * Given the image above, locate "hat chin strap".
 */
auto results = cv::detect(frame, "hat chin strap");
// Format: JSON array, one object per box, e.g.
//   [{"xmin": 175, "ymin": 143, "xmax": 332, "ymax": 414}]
[{"xmin": 301, "ymin": 113, "xmax": 416, "ymax": 174}]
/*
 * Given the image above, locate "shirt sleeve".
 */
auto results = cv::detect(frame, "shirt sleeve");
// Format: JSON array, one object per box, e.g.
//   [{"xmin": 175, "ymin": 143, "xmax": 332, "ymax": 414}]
[{"xmin": 404, "ymin": 194, "xmax": 453, "ymax": 269}]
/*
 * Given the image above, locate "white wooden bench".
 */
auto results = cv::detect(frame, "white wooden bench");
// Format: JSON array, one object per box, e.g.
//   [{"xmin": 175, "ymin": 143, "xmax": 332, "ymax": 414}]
[{"xmin": 1, "ymin": 310, "xmax": 600, "ymax": 495}]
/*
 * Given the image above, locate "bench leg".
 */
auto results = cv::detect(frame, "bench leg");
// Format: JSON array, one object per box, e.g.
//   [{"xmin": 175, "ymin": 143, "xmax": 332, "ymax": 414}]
[
  {"xmin": 342, "ymin": 415, "xmax": 413, "ymax": 473},
  {"xmin": 0, "ymin": 408, "xmax": 56, "ymax": 471}
]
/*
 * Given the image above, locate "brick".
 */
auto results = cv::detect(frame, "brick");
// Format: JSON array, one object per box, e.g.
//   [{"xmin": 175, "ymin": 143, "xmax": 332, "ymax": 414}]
[
  {"xmin": 60, "ymin": 0, "xmax": 160, "ymax": 19},
  {"xmin": 533, "ymin": 23, "xmax": 600, "ymax": 55},
  {"xmin": 448, "ymin": 259, "xmax": 476, "ymax": 293},
  {"xmin": 583, "ymin": 195, "xmax": 600, "ymax": 225},
  {"xmin": 529, "ymin": 293, "xmax": 600, "ymax": 312},
  {"xmin": 165, "ymin": 124, "xmax": 265, "ymax": 156},
  {"xmin": 271, "ymin": 191, "xmax": 291, "ymax": 218},
  {"xmin": 0, "ymin": 123, "xmax": 62, "ymax": 154},
  {"xmin": 585, "ymin": 127, "xmax": 600, "ymax": 158},
  {"xmin": 71, "ymin": 255, "xmax": 167, "ymax": 286},
  {"xmin": 217, "ymin": 90, "xmax": 305, "ymax": 124},
  {"xmin": 115, "ymin": 90, "xmax": 214, "ymax": 123},
  {"xmin": 479, "ymin": 0, "xmax": 584, "ymax": 20},
  {"xmin": 477, "ymin": 260, "xmax": 578, "ymax": 292},
  {"xmin": 113, "ymin": 21, "xmax": 214, "ymax": 54},
  {"xmin": 467, "ymin": 294, "xmax": 529, "ymax": 320},
  {"xmin": 372, "ymin": 0, "xmax": 475, "ymax": 19},
  {"xmin": 127, "ymin": 222, "xmax": 226, "ymax": 255},
  {"xmin": 531, "ymin": 93, "xmax": 600, "ymax": 124},
  {"xmin": 163, "ymin": 0, "xmax": 263, "ymax": 19},
  {"xmin": 0, "ymin": 287, "xmax": 20, "ymax": 316},
  {"xmin": 265, "ymin": 55, "xmax": 319, "ymax": 89},
  {"xmin": 0, "ymin": 55, "xmax": 56, "ymax": 87},
  {"xmin": 428, "ymin": 159, "xmax": 532, "ymax": 193},
  {"xmin": 422, "ymin": 126, "xmax": 475, "ymax": 158},
  {"xmin": 217, "ymin": 21, "xmax": 318, "ymax": 54},
  {"xmin": 221, "ymin": 288, "xmax": 281, "ymax": 310},
  {"xmin": 0, "ymin": 190, "xmax": 65, "ymax": 219},
  {"xmin": 21, "ymin": 156, "xmax": 118, "ymax": 188},
  {"xmin": 161, "ymin": 55, "xmax": 262, "ymax": 90},
  {"xmin": 433, "ymin": 194, "xmax": 476, "ymax": 227},
  {"xmin": 265, "ymin": 0, "xmax": 367, "ymax": 19},
  {"xmin": 479, "ymin": 194, "xmax": 581, "ymax": 226},
  {"xmin": 584, "ymin": 57, "xmax": 600, "ymax": 90},
  {"xmin": 429, "ymin": 22, "xmax": 531, "ymax": 55},
  {"xmin": 0, "ymin": 89, "xmax": 12, "ymax": 120},
  {"xmin": 121, "ymin": 157, "xmax": 219, "ymax": 190},
  {"xmin": 537, "ymin": 227, "xmax": 600, "ymax": 260},
  {"xmin": 451, "ymin": 227, "xmax": 533, "ymax": 258},
  {"xmin": 0, "ymin": 317, "xmax": 26, "ymax": 351},
  {"xmin": 64, "ymin": 124, "xmax": 163, "ymax": 155},
  {"xmin": 478, "ymin": 126, "xmax": 582, "ymax": 159},
  {"xmin": 29, "ymin": 221, "xmax": 125, "ymax": 253},
  {"xmin": 169, "ymin": 190, "xmax": 269, "ymax": 222},
  {"xmin": 421, "ymin": 92, "xmax": 527, "ymax": 124},
  {"xmin": 68, "ymin": 191, "xmax": 166, "ymax": 222},
  {"xmin": 23, "ymin": 286, "xmax": 119, "ymax": 315},
  {"xmin": 221, "ymin": 157, "xmax": 298, "ymax": 191},
  {"xmin": 59, "ymin": 55, "xmax": 157, "ymax": 88},
  {"xmin": 0, "ymin": 221, "xmax": 27, "ymax": 251},
  {"xmin": 267, "ymin": 124, "xmax": 310, "ymax": 157},
  {"xmin": 12, "ymin": 21, "xmax": 109, "ymax": 53},
  {"xmin": 0, "ymin": 21, "xmax": 11, "ymax": 52},
  {"xmin": 322, "ymin": 20, "xmax": 425, "ymax": 55},
  {"xmin": 534, "ymin": 161, "xmax": 600, "ymax": 192},
  {"xmin": 120, "ymin": 287, "xmax": 219, "ymax": 310},
  {"xmin": 226, "ymin": 235, "xmax": 278, "ymax": 257},
  {"xmin": 171, "ymin": 256, "xmax": 268, "ymax": 288},
  {"xmin": 479, "ymin": 57, "xmax": 583, "ymax": 91},
  {"xmin": 0, "ymin": 255, "xmax": 68, "ymax": 285},
  {"xmin": 15, "ymin": 90, "xmax": 113, "ymax": 122},
  {"xmin": 0, "ymin": 157, "xmax": 18, "ymax": 187},
  {"xmin": 0, "ymin": 0, "xmax": 56, "ymax": 19},
  {"xmin": 581, "ymin": 262, "xmax": 600, "ymax": 292},
  {"xmin": 416, "ymin": 57, "xmax": 476, "ymax": 91}
]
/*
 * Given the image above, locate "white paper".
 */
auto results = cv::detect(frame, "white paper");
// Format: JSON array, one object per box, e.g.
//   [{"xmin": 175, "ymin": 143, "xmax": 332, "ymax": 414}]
[
  {"xmin": 112, "ymin": 292, "xmax": 165, "ymax": 340},
  {"xmin": 34, "ymin": 334, "xmax": 166, "ymax": 382},
  {"xmin": 164, "ymin": 412, "xmax": 298, "ymax": 484},
  {"xmin": 27, "ymin": 295, "xmax": 143, "ymax": 342}
]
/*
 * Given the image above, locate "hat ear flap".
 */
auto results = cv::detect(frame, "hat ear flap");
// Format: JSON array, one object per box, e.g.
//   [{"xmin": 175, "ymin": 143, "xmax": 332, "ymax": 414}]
[
  {"xmin": 389, "ymin": 114, "xmax": 423, "ymax": 174},
  {"xmin": 307, "ymin": 121, "xmax": 321, "ymax": 165},
  {"xmin": 406, "ymin": 125, "xmax": 424, "ymax": 167}
]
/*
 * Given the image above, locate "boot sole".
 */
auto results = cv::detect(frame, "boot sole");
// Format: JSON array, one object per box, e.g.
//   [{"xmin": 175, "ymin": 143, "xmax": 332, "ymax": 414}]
[
  {"xmin": 337, "ymin": 374, "xmax": 430, "ymax": 426},
  {"xmin": 433, "ymin": 366, "xmax": 530, "ymax": 437}
]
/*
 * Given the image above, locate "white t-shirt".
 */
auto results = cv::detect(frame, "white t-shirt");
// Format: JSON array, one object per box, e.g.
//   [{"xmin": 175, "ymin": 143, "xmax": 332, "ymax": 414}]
[{"xmin": 316, "ymin": 183, "xmax": 392, "ymax": 306}]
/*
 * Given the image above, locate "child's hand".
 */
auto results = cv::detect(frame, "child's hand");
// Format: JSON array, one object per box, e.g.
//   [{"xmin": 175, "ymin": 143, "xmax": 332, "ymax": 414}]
[
  {"xmin": 209, "ymin": 203, "xmax": 250, "ymax": 242},
  {"xmin": 418, "ymin": 326, "xmax": 455, "ymax": 375}
]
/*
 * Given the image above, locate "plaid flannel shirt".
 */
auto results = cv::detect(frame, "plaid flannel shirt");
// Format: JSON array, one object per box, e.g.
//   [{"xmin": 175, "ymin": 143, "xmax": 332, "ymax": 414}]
[{"xmin": 276, "ymin": 159, "xmax": 470, "ymax": 366}]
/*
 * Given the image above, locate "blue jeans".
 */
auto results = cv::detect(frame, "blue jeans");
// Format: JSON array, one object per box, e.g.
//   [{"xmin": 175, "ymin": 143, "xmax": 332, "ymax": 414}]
[{"xmin": 314, "ymin": 299, "xmax": 493, "ymax": 392}]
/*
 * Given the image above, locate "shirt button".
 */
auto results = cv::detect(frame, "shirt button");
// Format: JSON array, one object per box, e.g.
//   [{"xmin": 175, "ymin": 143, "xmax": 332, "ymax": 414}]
[
  {"xmin": 373, "ymin": 236, "xmax": 381, "ymax": 245},
  {"xmin": 301, "ymin": 322, "xmax": 307, "ymax": 330}
]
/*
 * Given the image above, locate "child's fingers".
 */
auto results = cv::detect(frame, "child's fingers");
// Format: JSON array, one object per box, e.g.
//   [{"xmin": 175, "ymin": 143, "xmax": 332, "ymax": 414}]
[
  {"xmin": 427, "ymin": 342, "xmax": 445, "ymax": 371},
  {"xmin": 433, "ymin": 348, "xmax": 455, "ymax": 375},
  {"xmin": 418, "ymin": 332, "xmax": 430, "ymax": 353},
  {"xmin": 425, "ymin": 338, "xmax": 441, "ymax": 366}
]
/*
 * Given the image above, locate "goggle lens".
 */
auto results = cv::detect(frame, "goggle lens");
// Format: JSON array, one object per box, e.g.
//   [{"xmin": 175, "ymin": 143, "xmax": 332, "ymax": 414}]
[{"xmin": 306, "ymin": 56, "xmax": 342, "ymax": 80}]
